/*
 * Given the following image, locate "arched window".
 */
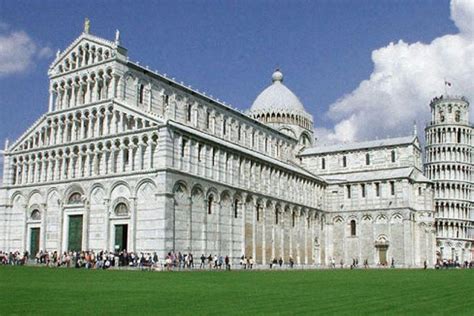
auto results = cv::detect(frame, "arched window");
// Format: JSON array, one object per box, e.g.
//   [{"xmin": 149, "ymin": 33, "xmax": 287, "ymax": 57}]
[
  {"xmin": 181, "ymin": 138, "xmax": 187, "ymax": 158},
  {"xmin": 234, "ymin": 199, "xmax": 239, "ymax": 219},
  {"xmin": 366, "ymin": 153, "xmax": 370, "ymax": 165},
  {"xmin": 139, "ymin": 84, "xmax": 144, "ymax": 104},
  {"xmin": 68, "ymin": 192, "xmax": 82, "ymax": 204},
  {"xmin": 375, "ymin": 183, "xmax": 380, "ymax": 197},
  {"xmin": 114, "ymin": 202, "xmax": 128, "ymax": 216},
  {"xmin": 321, "ymin": 157, "xmax": 326, "ymax": 170},
  {"xmin": 342, "ymin": 156, "xmax": 347, "ymax": 167},
  {"xmin": 187, "ymin": 104, "xmax": 192, "ymax": 122},
  {"xmin": 292, "ymin": 212, "xmax": 296, "ymax": 227},
  {"xmin": 275, "ymin": 210, "xmax": 279, "ymax": 225},
  {"xmin": 350, "ymin": 220, "xmax": 356, "ymax": 236},
  {"xmin": 31, "ymin": 209, "xmax": 41, "ymax": 220},
  {"xmin": 197, "ymin": 144, "xmax": 202, "ymax": 162},
  {"xmin": 206, "ymin": 110, "xmax": 210, "ymax": 128},
  {"xmin": 222, "ymin": 118, "xmax": 227, "ymax": 135},
  {"xmin": 208, "ymin": 195, "xmax": 213, "ymax": 214},
  {"xmin": 455, "ymin": 111, "xmax": 460, "ymax": 122},
  {"xmin": 391, "ymin": 150, "xmax": 396, "ymax": 163}
]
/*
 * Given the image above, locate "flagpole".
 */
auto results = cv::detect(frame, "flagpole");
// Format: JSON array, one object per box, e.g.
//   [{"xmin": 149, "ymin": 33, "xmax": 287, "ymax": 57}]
[{"xmin": 444, "ymin": 78, "xmax": 447, "ymax": 96}]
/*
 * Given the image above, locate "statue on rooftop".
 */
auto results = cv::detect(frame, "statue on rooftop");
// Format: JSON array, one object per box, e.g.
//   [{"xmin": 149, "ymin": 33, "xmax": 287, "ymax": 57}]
[{"xmin": 84, "ymin": 18, "xmax": 90, "ymax": 34}]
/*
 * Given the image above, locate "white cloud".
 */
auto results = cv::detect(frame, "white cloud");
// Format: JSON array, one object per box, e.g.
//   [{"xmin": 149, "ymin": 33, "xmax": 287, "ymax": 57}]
[
  {"xmin": 319, "ymin": 0, "xmax": 474, "ymax": 143},
  {"xmin": 0, "ymin": 23, "xmax": 52, "ymax": 77}
]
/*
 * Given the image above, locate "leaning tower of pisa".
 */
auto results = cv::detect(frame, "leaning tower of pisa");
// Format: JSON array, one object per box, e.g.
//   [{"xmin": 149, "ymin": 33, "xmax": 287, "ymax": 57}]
[{"xmin": 425, "ymin": 95, "xmax": 473, "ymax": 263}]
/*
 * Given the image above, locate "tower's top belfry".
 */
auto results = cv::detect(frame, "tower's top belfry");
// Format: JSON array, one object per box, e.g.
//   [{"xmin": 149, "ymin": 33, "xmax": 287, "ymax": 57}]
[{"xmin": 428, "ymin": 95, "xmax": 470, "ymax": 126}]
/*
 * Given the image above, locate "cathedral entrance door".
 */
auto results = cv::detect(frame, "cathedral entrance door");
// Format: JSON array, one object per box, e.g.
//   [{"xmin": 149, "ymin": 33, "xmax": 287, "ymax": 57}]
[
  {"xmin": 114, "ymin": 224, "xmax": 128, "ymax": 251},
  {"xmin": 68, "ymin": 215, "xmax": 83, "ymax": 252},
  {"xmin": 378, "ymin": 246, "xmax": 388, "ymax": 266},
  {"xmin": 30, "ymin": 228, "xmax": 40, "ymax": 256}
]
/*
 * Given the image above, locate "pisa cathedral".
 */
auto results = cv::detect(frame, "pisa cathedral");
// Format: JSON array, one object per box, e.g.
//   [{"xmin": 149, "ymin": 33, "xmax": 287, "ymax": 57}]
[{"xmin": 0, "ymin": 26, "xmax": 472, "ymax": 267}]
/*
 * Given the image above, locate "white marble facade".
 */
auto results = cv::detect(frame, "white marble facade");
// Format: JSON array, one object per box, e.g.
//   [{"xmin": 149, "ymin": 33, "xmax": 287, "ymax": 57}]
[{"xmin": 0, "ymin": 28, "xmax": 469, "ymax": 267}]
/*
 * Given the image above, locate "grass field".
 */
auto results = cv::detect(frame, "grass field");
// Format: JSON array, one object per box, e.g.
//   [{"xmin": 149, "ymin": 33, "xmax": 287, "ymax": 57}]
[{"xmin": 1, "ymin": 266, "xmax": 473, "ymax": 315}]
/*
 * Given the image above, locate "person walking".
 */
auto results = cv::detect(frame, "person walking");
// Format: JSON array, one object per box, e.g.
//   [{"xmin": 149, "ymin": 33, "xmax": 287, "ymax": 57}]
[
  {"xmin": 200, "ymin": 254, "xmax": 206, "ymax": 269},
  {"xmin": 225, "ymin": 256, "xmax": 230, "ymax": 270},
  {"xmin": 208, "ymin": 254, "xmax": 213, "ymax": 269}
]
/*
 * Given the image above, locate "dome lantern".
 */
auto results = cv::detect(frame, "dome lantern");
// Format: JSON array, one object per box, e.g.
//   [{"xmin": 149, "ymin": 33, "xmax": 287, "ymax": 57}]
[{"xmin": 272, "ymin": 69, "xmax": 283, "ymax": 83}]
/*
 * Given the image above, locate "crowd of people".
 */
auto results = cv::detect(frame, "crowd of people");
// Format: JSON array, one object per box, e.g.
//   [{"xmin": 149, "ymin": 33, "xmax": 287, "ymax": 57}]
[
  {"xmin": 435, "ymin": 259, "xmax": 474, "ymax": 269},
  {"xmin": 0, "ymin": 251, "xmax": 29, "ymax": 265},
  {"xmin": 0, "ymin": 249, "xmax": 240, "ymax": 271},
  {"xmin": 2, "ymin": 249, "xmax": 474, "ymax": 270}
]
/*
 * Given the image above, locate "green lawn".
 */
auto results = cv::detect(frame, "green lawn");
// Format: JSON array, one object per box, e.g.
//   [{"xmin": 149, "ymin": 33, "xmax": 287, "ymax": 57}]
[{"xmin": 1, "ymin": 266, "xmax": 473, "ymax": 315}]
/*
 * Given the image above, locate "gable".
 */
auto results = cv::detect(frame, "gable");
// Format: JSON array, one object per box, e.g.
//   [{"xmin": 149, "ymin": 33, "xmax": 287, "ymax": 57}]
[
  {"xmin": 48, "ymin": 33, "xmax": 125, "ymax": 78},
  {"xmin": 8, "ymin": 115, "xmax": 48, "ymax": 153},
  {"xmin": 8, "ymin": 101, "xmax": 163, "ymax": 154}
]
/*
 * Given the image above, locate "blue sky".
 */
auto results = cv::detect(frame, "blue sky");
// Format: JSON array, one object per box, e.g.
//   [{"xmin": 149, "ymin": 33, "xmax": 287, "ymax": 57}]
[{"xmin": 0, "ymin": 0, "xmax": 466, "ymax": 146}]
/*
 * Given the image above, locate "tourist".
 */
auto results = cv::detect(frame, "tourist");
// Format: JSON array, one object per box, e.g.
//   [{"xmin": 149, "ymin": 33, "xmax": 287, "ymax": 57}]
[
  {"xmin": 225, "ymin": 256, "xmax": 230, "ymax": 270},
  {"xmin": 188, "ymin": 253, "xmax": 194, "ymax": 269},
  {"xmin": 207, "ymin": 254, "xmax": 213, "ymax": 269},
  {"xmin": 200, "ymin": 254, "xmax": 206, "ymax": 269}
]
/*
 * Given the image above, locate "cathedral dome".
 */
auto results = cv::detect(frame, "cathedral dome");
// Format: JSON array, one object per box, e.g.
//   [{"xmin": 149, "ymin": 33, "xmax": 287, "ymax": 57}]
[{"xmin": 250, "ymin": 70, "xmax": 306, "ymax": 113}]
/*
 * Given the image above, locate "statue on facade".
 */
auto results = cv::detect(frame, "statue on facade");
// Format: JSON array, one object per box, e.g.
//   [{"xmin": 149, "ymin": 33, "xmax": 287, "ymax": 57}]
[
  {"xmin": 115, "ymin": 29, "xmax": 120, "ymax": 45},
  {"xmin": 84, "ymin": 18, "xmax": 90, "ymax": 34}
]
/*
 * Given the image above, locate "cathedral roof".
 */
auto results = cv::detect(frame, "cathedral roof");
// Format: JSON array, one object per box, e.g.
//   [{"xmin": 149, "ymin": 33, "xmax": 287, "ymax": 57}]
[
  {"xmin": 321, "ymin": 167, "xmax": 431, "ymax": 183},
  {"xmin": 300, "ymin": 135, "xmax": 418, "ymax": 156},
  {"xmin": 250, "ymin": 70, "xmax": 307, "ymax": 114}
]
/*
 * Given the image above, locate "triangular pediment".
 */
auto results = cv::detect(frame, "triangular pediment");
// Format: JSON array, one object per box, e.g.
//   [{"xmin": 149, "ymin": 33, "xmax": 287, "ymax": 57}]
[
  {"xmin": 48, "ymin": 33, "xmax": 126, "ymax": 77},
  {"xmin": 412, "ymin": 135, "xmax": 421, "ymax": 149},
  {"xmin": 8, "ymin": 101, "xmax": 164, "ymax": 154},
  {"xmin": 8, "ymin": 115, "xmax": 49, "ymax": 153}
]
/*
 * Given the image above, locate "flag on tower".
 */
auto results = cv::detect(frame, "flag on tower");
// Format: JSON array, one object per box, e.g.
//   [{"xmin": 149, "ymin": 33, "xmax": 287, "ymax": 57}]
[{"xmin": 444, "ymin": 80, "xmax": 452, "ymax": 87}]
